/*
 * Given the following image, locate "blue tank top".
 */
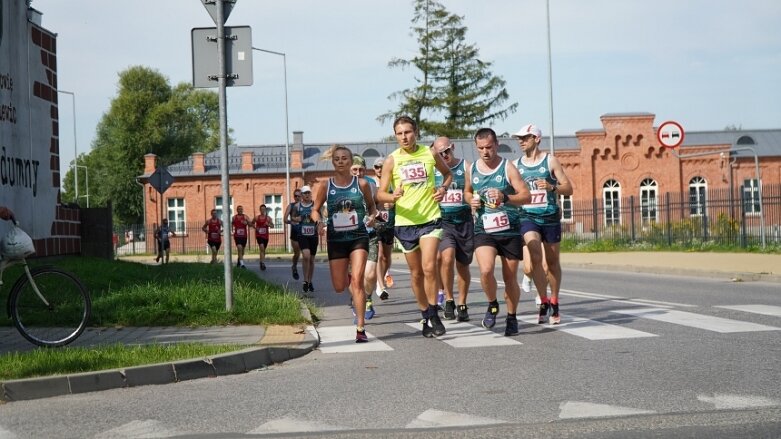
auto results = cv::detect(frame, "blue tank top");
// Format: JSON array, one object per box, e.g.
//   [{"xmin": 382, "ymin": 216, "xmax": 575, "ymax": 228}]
[
  {"xmin": 470, "ymin": 159, "xmax": 520, "ymax": 236},
  {"xmin": 297, "ymin": 202, "xmax": 317, "ymax": 237},
  {"xmin": 513, "ymin": 154, "xmax": 560, "ymax": 225},
  {"xmin": 435, "ymin": 159, "xmax": 471, "ymax": 224},
  {"xmin": 325, "ymin": 176, "xmax": 369, "ymax": 242}
]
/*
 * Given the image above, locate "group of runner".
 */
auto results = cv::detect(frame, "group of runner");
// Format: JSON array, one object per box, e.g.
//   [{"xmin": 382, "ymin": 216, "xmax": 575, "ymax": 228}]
[
  {"xmin": 201, "ymin": 204, "xmax": 274, "ymax": 270},
  {"xmin": 307, "ymin": 116, "xmax": 572, "ymax": 342},
  {"xmin": 200, "ymin": 115, "xmax": 572, "ymax": 343}
]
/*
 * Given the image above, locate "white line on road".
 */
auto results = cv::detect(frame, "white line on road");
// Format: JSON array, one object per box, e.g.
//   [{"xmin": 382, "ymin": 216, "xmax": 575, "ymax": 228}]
[
  {"xmin": 610, "ymin": 307, "xmax": 781, "ymax": 333},
  {"xmin": 317, "ymin": 326, "xmax": 393, "ymax": 354},
  {"xmin": 559, "ymin": 401, "xmax": 655, "ymax": 419},
  {"xmin": 714, "ymin": 304, "xmax": 781, "ymax": 318},
  {"xmin": 406, "ymin": 409, "xmax": 507, "ymax": 428},
  {"xmin": 517, "ymin": 315, "xmax": 657, "ymax": 340},
  {"xmin": 404, "ymin": 321, "xmax": 522, "ymax": 348}
]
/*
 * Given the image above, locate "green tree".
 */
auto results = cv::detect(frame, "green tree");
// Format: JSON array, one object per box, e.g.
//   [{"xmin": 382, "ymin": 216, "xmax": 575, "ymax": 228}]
[
  {"xmin": 61, "ymin": 66, "xmax": 223, "ymax": 225},
  {"xmin": 379, "ymin": 0, "xmax": 517, "ymax": 138}
]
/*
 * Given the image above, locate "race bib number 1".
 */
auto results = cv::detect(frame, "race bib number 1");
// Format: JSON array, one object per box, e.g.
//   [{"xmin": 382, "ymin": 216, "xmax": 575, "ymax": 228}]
[
  {"xmin": 483, "ymin": 211, "xmax": 510, "ymax": 233},
  {"xmin": 332, "ymin": 212, "xmax": 359, "ymax": 231}
]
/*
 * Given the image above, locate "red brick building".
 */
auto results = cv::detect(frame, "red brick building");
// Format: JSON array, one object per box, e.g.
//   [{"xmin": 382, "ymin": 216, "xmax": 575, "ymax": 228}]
[{"xmin": 141, "ymin": 113, "xmax": 781, "ymax": 249}]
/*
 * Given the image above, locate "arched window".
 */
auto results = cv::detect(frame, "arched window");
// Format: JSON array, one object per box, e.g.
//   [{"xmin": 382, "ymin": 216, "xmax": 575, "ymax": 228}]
[
  {"xmin": 603, "ymin": 179, "xmax": 621, "ymax": 226},
  {"xmin": 736, "ymin": 135, "xmax": 755, "ymax": 145},
  {"xmin": 640, "ymin": 178, "xmax": 658, "ymax": 225},
  {"xmin": 498, "ymin": 143, "xmax": 513, "ymax": 153},
  {"xmin": 362, "ymin": 148, "xmax": 380, "ymax": 158},
  {"xmin": 689, "ymin": 176, "xmax": 707, "ymax": 216}
]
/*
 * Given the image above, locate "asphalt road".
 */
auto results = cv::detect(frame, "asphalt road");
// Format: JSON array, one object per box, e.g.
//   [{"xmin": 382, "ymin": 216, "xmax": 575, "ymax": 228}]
[{"xmin": 0, "ymin": 262, "xmax": 779, "ymax": 438}]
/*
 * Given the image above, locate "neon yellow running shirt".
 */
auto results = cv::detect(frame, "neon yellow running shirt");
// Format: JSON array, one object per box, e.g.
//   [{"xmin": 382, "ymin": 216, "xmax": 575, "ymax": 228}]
[{"xmin": 390, "ymin": 144, "xmax": 441, "ymax": 226}]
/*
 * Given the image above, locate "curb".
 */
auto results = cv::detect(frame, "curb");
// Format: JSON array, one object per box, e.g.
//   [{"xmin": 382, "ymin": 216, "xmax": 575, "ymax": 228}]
[
  {"xmin": 0, "ymin": 306, "xmax": 321, "ymax": 402},
  {"xmin": 562, "ymin": 262, "xmax": 781, "ymax": 283}
]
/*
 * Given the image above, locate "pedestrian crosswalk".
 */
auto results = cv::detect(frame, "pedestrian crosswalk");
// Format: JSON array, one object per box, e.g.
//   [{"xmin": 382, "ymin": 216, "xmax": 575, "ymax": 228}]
[{"xmin": 317, "ymin": 303, "xmax": 780, "ymax": 353}]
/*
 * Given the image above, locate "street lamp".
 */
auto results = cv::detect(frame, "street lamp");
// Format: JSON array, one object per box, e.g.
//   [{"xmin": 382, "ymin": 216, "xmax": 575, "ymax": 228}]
[
  {"xmin": 545, "ymin": 0, "xmax": 555, "ymax": 154},
  {"xmin": 75, "ymin": 165, "xmax": 89, "ymax": 207},
  {"xmin": 252, "ymin": 47, "xmax": 291, "ymax": 252},
  {"xmin": 57, "ymin": 90, "xmax": 79, "ymax": 203}
]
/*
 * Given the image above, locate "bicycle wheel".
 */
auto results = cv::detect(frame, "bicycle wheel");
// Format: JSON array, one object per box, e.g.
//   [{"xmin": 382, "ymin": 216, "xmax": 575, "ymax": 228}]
[{"xmin": 9, "ymin": 266, "xmax": 91, "ymax": 347}]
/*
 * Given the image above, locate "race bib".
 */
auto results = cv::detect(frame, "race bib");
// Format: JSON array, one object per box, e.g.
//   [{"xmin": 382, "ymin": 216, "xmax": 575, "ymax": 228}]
[
  {"xmin": 236, "ymin": 228, "xmax": 246, "ymax": 237},
  {"xmin": 441, "ymin": 189, "xmax": 463, "ymax": 207},
  {"xmin": 483, "ymin": 211, "xmax": 510, "ymax": 234},
  {"xmin": 301, "ymin": 224, "xmax": 316, "ymax": 236},
  {"xmin": 523, "ymin": 189, "xmax": 547, "ymax": 209},
  {"xmin": 400, "ymin": 162, "xmax": 428, "ymax": 185},
  {"xmin": 377, "ymin": 210, "xmax": 390, "ymax": 222},
  {"xmin": 256, "ymin": 227, "xmax": 268, "ymax": 235},
  {"xmin": 332, "ymin": 211, "xmax": 359, "ymax": 231},
  {"xmin": 209, "ymin": 232, "xmax": 220, "ymax": 240}
]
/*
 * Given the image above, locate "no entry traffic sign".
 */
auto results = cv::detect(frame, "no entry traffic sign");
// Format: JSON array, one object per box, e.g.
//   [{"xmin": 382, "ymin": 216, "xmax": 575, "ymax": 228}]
[{"xmin": 657, "ymin": 120, "xmax": 685, "ymax": 149}]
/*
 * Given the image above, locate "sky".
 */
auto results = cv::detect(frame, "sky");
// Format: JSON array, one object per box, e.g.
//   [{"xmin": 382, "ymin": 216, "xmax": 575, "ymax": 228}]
[{"xmin": 31, "ymin": 0, "xmax": 781, "ymax": 177}]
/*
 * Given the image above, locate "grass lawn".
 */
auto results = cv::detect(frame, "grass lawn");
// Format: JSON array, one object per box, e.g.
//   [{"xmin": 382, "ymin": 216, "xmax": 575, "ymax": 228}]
[{"xmin": 0, "ymin": 257, "xmax": 306, "ymax": 380}]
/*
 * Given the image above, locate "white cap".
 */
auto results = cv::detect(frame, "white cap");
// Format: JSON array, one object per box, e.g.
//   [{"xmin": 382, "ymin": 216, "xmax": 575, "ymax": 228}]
[
  {"xmin": 300, "ymin": 185, "xmax": 312, "ymax": 193},
  {"xmin": 373, "ymin": 157, "xmax": 385, "ymax": 168},
  {"xmin": 512, "ymin": 123, "xmax": 542, "ymax": 138}
]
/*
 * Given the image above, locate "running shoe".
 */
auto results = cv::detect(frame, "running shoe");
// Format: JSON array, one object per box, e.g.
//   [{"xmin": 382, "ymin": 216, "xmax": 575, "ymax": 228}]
[
  {"xmin": 260, "ymin": 262, "xmax": 266, "ymax": 271},
  {"xmin": 456, "ymin": 304, "xmax": 470, "ymax": 322},
  {"xmin": 550, "ymin": 303, "xmax": 560, "ymax": 325},
  {"xmin": 538, "ymin": 302, "xmax": 550, "ymax": 324},
  {"xmin": 355, "ymin": 329, "xmax": 368, "ymax": 343},
  {"xmin": 521, "ymin": 274, "xmax": 532, "ymax": 294},
  {"xmin": 292, "ymin": 266, "xmax": 299, "ymax": 280},
  {"xmin": 308, "ymin": 282, "xmax": 315, "ymax": 293},
  {"xmin": 429, "ymin": 312, "xmax": 446, "ymax": 336},
  {"xmin": 302, "ymin": 281, "xmax": 310, "ymax": 293},
  {"xmin": 437, "ymin": 290, "xmax": 445, "ymax": 306},
  {"xmin": 443, "ymin": 300, "xmax": 456, "ymax": 320},
  {"xmin": 385, "ymin": 273, "xmax": 394, "ymax": 287},
  {"xmin": 421, "ymin": 318, "xmax": 435, "ymax": 338},
  {"xmin": 504, "ymin": 316, "xmax": 519, "ymax": 336},
  {"xmin": 379, "ymin": 289, "xmax": 389, "ymax": 301},
  {"xmin": 482, "ymin": 303, "xmax": 499, "ymax": 329},
  {"xmin": 365, "ymin": 299, "xmax": 376, "ymax": 320}
]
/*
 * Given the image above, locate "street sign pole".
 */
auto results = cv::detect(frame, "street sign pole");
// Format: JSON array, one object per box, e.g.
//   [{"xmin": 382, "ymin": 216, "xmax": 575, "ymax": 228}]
[{"xmin": 215, "ymin": 0, "xmax": 233, "ymax": 311}]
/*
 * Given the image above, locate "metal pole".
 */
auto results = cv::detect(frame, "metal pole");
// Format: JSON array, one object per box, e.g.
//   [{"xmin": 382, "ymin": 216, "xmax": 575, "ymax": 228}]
[
  {"xmin": 58, "ymin": 90, "xmax": 78, "ymax": 203},
  {"xmin": 545, "ymin": 0, "xmax": 555, "ymax": 154},
  {"xmin": 252, "ymin": 47, "xmax": 291, "ymax": 252},
  {"xmin": 217, "ymin": 0, "xmax": 233, "ymax": 310}
]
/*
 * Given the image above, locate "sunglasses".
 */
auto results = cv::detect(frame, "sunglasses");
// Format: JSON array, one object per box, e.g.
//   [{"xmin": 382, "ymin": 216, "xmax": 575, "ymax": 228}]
[
  {"xmin": 439, "ymin": 145, "xmax": 454, "ymax": 157},
  {"xmin": 373, "ymin": 165, "xmax": 382, "ymax": 170},
  {"xmin": 294, "ymin": 194, "xmax": 301, "ymax": 197}
]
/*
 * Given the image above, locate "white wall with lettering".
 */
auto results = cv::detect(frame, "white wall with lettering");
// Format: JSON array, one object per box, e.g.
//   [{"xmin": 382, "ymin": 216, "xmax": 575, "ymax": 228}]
[{"xmin": 0, "ymin": 0, "xmax": 58, "ymax": 242}]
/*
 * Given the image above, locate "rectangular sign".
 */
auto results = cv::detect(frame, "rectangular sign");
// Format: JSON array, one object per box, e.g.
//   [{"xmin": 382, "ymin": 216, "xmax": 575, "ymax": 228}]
[{"xmin": 191, "ymin": 26, "xmax": 253, "ymax": 88}]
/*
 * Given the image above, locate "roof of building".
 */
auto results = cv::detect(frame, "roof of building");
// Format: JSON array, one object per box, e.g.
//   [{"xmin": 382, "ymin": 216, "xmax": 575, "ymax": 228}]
[{"xmin": 155, "ymin": 128, "xmax": 781, "ymax": 178}]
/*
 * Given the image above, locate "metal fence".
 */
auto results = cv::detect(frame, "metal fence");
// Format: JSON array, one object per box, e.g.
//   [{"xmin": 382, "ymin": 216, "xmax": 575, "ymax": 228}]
[
  {"xmin": 563, "ymin": 183, "xmax": 781, "ymax": 248},
  {"xmin": 115, "ymin": 183, "xmax": 781, "ymax": 256}
]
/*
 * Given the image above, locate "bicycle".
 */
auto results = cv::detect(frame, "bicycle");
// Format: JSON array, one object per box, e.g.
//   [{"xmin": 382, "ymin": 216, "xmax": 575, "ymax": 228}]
[{"xmin": 1, "ymin": 223, "xmax": 91, "ymax": 347}]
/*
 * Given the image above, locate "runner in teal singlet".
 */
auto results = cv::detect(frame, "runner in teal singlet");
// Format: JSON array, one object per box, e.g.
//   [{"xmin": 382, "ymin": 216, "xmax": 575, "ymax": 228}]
[
  {"xmin": 464, "ymin": 128, "xmax": 531, "ymax": 336},
  {"xmin": 311, "ymin": 145, "xmax": 378, "ymax": 343}
]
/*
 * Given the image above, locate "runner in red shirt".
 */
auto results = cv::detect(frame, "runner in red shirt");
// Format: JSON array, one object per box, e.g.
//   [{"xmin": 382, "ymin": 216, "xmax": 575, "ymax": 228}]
[
  {"xmin": 202, "ymin": 209, "xmax": 223, "ymax": 264},
  {"xmin": 232, "ymin": 205, "xmax": 251, "ymax": 268},
  {"xmin": 253, "ymin": 204, "xmax": 274, "ymax": 271}
]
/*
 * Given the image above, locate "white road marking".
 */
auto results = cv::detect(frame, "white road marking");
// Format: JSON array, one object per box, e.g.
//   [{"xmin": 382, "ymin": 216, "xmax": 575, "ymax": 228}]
[
  {"xmin": 405, "ymin": 321, "xmax": 522, "ymax": 347},
  {"xmin": 94, "ymin": 420, "xmax": 183, "ymax": 438},
  {"xmin": 517, "ymin": 315, "xmax": 657, "ymax": 340},
  {"xmin": 560, "ymin": 288, "xmax": 696, "ymax": 308},
  {"xmin": 248, "ymin": 417, "xmax": 347, "ymax": 434},
  {"xmin": 406, "ymin": 409, "xmax": 506, "ymax": 428},
  {"xmin": 0, "ymin": 425, "xmax": 17, "ymax": 439},
  {"xmin": 714, "ymin": 304, "xmax": 781, "ymax": 318},
  {"xmin": 317, "ymin": 326, "xmax": 393, "ymax": 354},
  {"xmin": 559, "ymin": 401, "xmax": 655, "ymax": 419},
  {"xmin": 697, "ymin": 393, "xmax": 780, "ymax": 409},
  {"xmin": 610, "ymin": 307, "xmax": 781, "ymax": 333}
]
